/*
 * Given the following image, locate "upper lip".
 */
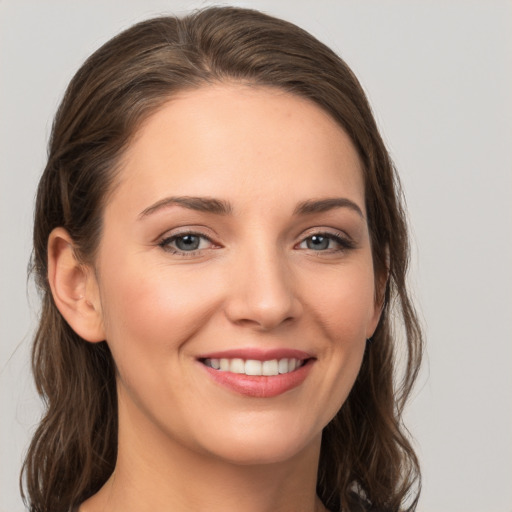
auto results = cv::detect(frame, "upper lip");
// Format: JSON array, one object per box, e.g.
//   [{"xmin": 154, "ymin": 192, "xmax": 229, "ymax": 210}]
[{"xmin": 197, "ymin": 348, "xmax": 314, "ymax": 361}]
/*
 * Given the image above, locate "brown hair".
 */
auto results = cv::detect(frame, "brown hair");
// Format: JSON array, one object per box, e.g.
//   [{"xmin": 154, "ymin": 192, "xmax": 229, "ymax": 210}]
[{"xmin": 23, "ymin": 6, "xmax": 423, "ymax": 512}]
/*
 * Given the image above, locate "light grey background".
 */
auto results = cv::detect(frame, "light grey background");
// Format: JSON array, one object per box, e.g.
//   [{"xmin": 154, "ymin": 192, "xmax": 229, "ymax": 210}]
[{"xmin": 1, "ymin": 1, "xmax": 511, "ymax": 511}]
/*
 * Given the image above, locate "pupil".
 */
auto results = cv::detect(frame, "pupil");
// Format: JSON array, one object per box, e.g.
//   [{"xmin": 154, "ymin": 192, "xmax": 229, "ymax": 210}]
[
  {"xmin": 176, "ymin": 235, "xmax": 200, "ymax": 251},
  {"xmin": 308, "ymin": 235, "xmax": 329, "ymax": 250}
]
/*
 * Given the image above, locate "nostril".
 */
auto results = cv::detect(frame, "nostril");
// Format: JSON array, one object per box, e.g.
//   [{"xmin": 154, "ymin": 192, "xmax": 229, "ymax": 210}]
[{"xmin": 229, "ymin": 311, "xmax": 299, "ymax": 331}]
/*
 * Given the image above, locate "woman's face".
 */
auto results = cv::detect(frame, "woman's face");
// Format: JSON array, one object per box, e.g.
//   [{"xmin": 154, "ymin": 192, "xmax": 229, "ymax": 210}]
[{"xmin": 92, "ymin": 84, "xmax": 382, "ymax": 465}]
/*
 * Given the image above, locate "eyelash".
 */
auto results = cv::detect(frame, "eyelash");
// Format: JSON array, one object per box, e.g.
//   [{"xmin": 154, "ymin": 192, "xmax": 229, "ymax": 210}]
[
  {"xmin": 157, "ymin": 230, "xmax": 355, "ymax": 256},
  {"xmin": 296, "ymin": 232, "xmax": 356, "ymax": 253},
  {"xmin": 158, "ymin": 231, "xmax": 215, "ymax": 257}
]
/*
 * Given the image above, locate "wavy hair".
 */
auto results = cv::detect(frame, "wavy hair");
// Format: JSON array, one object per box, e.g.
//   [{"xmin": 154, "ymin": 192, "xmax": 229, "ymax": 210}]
[{"xmin": 22, "ymin": 7, "xmax": 423, "ymax": 512}]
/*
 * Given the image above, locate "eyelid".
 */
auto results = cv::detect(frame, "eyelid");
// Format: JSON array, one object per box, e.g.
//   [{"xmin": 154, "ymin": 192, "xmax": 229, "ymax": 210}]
[
  {"xmin": 299, "ymin": 226, "xmax": 353, "ymax": 242},
  {"xmin": 155, "ymin": 226, "xmax": 355, "ymax": 256},
  {"xmin": 157, "ymin": 228, "xmax": 219, "ymax": 255},
  {"xmin": 155, "ymin": 224, "xmax": 218, "ymax": 244},
  {"xmin": 295, "ymin": 228, "xmax": 356, "ymax": 251}
]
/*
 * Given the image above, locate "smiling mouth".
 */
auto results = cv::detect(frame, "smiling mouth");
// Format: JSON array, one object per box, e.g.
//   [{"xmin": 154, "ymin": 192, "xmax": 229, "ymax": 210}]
[{"xmin": 201, "ymin": 357, "xmax": 309, "ymax": 376}]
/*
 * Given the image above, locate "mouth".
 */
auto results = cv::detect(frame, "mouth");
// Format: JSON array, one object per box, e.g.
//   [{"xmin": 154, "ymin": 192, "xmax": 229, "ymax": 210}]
[
  {"xmin": 200, "ymin": 357, "xmax": 309, "ymax": 376},
  {"xmin": 197, "ymin": 349, "xmax": 315, "ymax": 398}
]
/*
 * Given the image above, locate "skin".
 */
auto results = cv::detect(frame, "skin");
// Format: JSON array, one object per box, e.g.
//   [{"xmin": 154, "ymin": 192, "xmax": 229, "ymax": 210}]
[{"xmin": 49, "ymin": 84, "xmax": 382, "ymax": 512}]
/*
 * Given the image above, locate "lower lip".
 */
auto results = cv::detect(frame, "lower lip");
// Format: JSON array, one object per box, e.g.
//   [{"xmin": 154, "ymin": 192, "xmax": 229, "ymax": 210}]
[{"xmin": 200, "ymin": 360, "xmax": 314, "ymax": 398}]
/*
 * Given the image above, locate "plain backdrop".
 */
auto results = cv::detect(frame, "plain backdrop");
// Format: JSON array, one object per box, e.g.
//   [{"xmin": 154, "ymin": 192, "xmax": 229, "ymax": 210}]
[{"xmin": 1, "ymin": 1, "xmax": 511, "ymax": 511}]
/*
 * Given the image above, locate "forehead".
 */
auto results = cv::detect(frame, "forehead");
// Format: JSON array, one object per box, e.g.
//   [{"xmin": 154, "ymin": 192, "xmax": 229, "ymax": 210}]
[{"xmin": 112, "ymin": 84, "xmax": 365, "ymax": 215}]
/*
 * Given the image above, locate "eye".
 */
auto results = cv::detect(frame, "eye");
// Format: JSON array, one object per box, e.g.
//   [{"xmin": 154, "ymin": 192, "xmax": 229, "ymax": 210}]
[
  {"xmin": 159, "ymin": 232, "xmax": 214, "ymax": 254},
  {"xmin": 303, "ymin": 234, "xmax": 331, "ymax": 250},
  {"xmin": 297, "ymin": 232, "xmax": 354, "ymax": 252}
]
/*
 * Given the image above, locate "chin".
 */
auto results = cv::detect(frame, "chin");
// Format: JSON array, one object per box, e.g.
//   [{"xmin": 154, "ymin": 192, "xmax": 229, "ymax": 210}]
[
  {"xmin": 195, "ymin": 418, "xmax": 323, "ymax": 466},
  {"xmin": 211, "ymin": 440, "xmax": 314, "ymax": 467}
]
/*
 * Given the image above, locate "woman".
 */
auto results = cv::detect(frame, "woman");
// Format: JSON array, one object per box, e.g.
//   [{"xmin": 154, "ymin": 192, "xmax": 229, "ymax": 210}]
[{"xmin": 22, "ymin": 6, "xmax": 423, "ymax": 512}]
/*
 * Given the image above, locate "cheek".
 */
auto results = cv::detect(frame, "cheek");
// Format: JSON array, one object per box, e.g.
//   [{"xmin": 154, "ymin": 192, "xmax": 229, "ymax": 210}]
[
  {"xmin": 308, "ymin": 260, "xmax": 377, "ymax": 340},
  {"xmin": 302, "ymin": 261, "xmax": 375, "ymax": 421},
  {"xmin": 97, "ymin": 256, "xmax": 223, "ymax": 365}
]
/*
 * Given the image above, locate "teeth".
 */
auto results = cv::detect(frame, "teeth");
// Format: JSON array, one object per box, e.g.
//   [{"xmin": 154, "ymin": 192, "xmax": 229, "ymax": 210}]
[
  {"xmin": 204, "ymin": 358, "xmax": 303, "ymax": 376},
  {"xmin": 243, "ymin": 360, "xmax": 261, "ymax": 375},
  {"xmin": 262, "ymin": 359, "xmax": 279, "ymax": 376},
  {"xmin": 231, "ymin": 358, "xmax": 245, "ymax": 374},
  {"xmin": 278, "ymin": 358, "xmax": 289, "ymax": 374}
]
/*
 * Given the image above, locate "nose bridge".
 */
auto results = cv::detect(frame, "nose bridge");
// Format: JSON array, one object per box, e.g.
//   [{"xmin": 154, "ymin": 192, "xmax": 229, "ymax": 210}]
[{"xmin": 225, "ymin": 235, "xmax": 300, "ymax": 330}]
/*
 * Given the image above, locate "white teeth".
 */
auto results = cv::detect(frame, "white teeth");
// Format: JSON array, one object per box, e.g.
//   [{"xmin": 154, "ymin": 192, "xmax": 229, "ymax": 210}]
[
  {"xmin": 231, "ymin": 358, "xmax": 245, "ymax": 374},
  {"xmin": 262, "ymin": 359, "xmax": 279, "ymax": 376},
  {"xmin": 244, "ymin": 360, "xmax": 262, "ymax": 375},
  {"xmin": 278, "ymin": 358, "xmax": 289, "ymax": 374},
  {"xmin": 204, "ymin": 357, "xmax": 303, "ymax": 376}
]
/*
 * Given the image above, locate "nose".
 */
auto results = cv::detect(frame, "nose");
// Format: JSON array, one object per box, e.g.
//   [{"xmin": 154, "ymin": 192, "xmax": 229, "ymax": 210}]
[{"xmin": 224, "ymin": 246, "xmax": 302, "ymax": 331}]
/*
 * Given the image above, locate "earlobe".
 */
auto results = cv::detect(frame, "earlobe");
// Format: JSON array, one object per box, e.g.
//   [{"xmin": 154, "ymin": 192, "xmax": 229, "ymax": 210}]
[{"xmin": 47, "ymin": 227, "xmax": 105, "ymax": 343}]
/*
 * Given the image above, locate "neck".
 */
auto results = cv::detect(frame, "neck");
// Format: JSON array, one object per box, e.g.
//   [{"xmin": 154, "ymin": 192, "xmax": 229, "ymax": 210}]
[{"xmin": 81, "ymin": 396, "xmax": 327, "ymax": 512}]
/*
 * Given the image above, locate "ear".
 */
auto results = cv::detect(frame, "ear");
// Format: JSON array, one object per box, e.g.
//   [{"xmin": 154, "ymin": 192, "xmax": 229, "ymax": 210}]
[{"xmin": 47, "ymin": 227, "xmax": 106, "ymax": 343}]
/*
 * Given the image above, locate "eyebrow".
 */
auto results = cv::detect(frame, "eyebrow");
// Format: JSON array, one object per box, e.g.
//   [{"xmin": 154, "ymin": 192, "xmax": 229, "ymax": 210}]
[
  {"xmin": 138, "ymin": 195, "xmax": 364, "ymax": 219},
  {"xmin": 138, "ymin": 196, "xmax": 233, "ymax": 219},
  {"xmin": 293, "ymin": 198, "xmax": 364, "ymax": 218}
]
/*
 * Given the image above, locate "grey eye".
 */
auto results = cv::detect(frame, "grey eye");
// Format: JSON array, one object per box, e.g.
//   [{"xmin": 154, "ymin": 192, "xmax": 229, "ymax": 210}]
[
  {"xmin": 306, "ymin": 235, "xmax": 330, "ymax": 250},
  {"xmin": 159, "ymin": 232, "xmax": 214, "ymax": 254},
  {"xmin": 174, "ymin": 234, "xmax": 201, "ymax": 251}
]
